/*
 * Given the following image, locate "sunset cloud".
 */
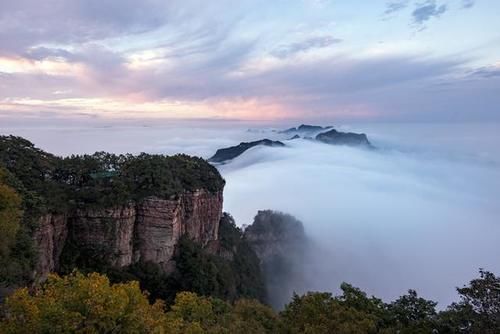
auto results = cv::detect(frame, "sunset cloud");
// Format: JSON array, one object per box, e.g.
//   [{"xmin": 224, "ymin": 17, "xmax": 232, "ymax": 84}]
[{"xmin": 0, "ymin": 0, "xmax": 498, "ymax": 122}]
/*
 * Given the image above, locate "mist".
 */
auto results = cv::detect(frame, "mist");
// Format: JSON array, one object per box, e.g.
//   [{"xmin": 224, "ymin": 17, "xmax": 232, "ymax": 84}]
[
  {"xmin": 219, "ymin": 123, "xmax": 500, "ymax": 308},
  {"xmin": 1, "ymin": 120, "xmax": 499, "ymax": 307}
]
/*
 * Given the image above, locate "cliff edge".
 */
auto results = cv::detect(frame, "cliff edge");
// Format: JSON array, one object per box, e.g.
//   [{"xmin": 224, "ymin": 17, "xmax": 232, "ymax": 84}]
[{"xmin": 0, "ymin": 136, "xmax": 225, "ymax": 283}]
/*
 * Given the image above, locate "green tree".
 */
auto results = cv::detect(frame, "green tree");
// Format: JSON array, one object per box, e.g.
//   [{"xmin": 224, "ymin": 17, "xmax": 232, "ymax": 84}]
[
  {"xmin": 438, "ymin": 269, "xmax": 500, "ymax": 333},
  {"xmin": 280, "ymin": 292, "xmax": 377, "ymax": 334},
  {"xmin": 229, "ymin": 299, "xmax": 281, "ymax": 333},
  {"xmin": 166, "ymin": 291, "xmax": 232, "ymax": 334},
  {"xmin": 0, "ymin": 169, "xmax": 34, "ymax": 286},
  {"xmin": 387, "ymin": 289, "xmax": 438, "ymax": 333},
  {"xmin": 337, "ymin": 282, "xmax": 392, "ymax": 330},
  {"xmin": 0, "ymin": 170, "xmax": 22, "ymax": 261}
]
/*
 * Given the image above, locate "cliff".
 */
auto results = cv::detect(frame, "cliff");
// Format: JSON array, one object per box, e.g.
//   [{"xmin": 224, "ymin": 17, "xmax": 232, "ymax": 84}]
[
  {"xmin": 244, "ymin": 210, "xmax": 305, "ymax": 262},
  {"xmin": 33, "ymin": 190, "xmax": 223, "ymax": 281},
  {"xmin": 244, "ymin": 210, "xmax": 309, "ymax": 308},
  {"xmin": 0, "ymin": 136, "xmax": 226, "ymax": 284}
]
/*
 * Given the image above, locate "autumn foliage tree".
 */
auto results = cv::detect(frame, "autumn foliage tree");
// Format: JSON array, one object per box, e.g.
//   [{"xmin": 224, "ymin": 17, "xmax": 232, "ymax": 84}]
[
  {"xmin": 0, "ymin": 272, "xmax": 167, "ymax": 333},
  {"xmin": 0, "ymin": 273, "xmax": 279, "ymax": 334}
]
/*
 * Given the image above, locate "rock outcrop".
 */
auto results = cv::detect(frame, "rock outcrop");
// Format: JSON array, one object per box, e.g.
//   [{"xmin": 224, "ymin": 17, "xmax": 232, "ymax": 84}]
[
  {"xmin": 316, "ymin": 128, "xmax": 373, "ymax": 148},
  {"xmin": 133, "ymin": 190, "xmax": 223, "ymax": 270},
  {"xmin": 244, "ymin": 210, "xmax": 308, "ymax": 308},
  {"xmin": 244, "ymin": 210, "xmax": 305, "ymax": 262},
  {"xmin": 33, "ymin": 213, "xmax": 68, "ymax": 282},
  {"xmin": 33, "ymin": 189, "xmax": 223, "ymax": 280},
  {"xmin": 208, "ymin": 139, "xmax": 285, "ymax": 163},
  {"xmin": 208, "ymin": 125, "xmax": 374, "ymax": 166},
  {"xmin": 280, "ymin": 124, "xmax": 333, "ymax": 136}
]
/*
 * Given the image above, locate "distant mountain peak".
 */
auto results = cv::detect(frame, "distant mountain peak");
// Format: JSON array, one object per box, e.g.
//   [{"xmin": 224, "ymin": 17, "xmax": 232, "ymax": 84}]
[
  {"xmin": 315, "ymin": 128, "xmax": 373, "ymax": 148},
  {"xmin": 208, "ymin": 139, "xmax": 285, "ymax": 163},
  {"xmin": 280, "ymin": 124, "xmax": 333, "ymax": 135}
]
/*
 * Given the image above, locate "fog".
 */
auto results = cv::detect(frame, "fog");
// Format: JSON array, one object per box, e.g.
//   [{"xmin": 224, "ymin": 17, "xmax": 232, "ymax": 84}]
[
  {"xmin": 1, "ymin": 120, "xmax": 499, "ymax": 307},
  {"xmin": 220, "ymin": 133, "xmax": 500, "ymax": 307},
  {"xmin": 0, "ymin": 119, "xmax": 263, "ymax": 157}
]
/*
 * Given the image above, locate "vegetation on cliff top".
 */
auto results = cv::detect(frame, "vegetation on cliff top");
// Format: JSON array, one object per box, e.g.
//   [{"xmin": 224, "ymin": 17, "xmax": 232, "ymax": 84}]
[
  {"xmin": 0, "ymin": 135, "xmax": 225, "ymax": 212},
  {"xmin": 245, "ymin": 210, "xmax": 305, "ymax": 240},
  {"xmin": 1, "ymin": 269, "xmax": 499, "ymax": 333}
]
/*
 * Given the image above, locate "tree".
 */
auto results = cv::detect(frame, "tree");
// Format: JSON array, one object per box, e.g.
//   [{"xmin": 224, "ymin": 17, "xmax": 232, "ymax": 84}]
[
  {"xmin": 166, "ymin": 292, "xmax": 279, "ymax": 334},
  {"xmin": 439, "ymin": 269, "xmax": 500, "ymax": 333},
  {"xmin": 166, "ymin": 291, "xmax": 253, "ymax": 334},
  {"xmin": 229, "ymin": 299, "xmax": 281, "ymax": 334},
  {"xmin": 0, "ymin": 272, "xmax": 168, "ymax": 333},
  {"xmin": 387, "ymin": 289, "xmax": 438, "ymax": 333},
  {"xmin": 0, "ymin": 170, "xmax": 22, "ymax": 261},
  {"xmin": 0, "ymin": 169, "xmax": 31, "ymax": 286},
  {"xmin": 337, "ymin": 282, "xmax": 391, "ymax": 330},
  {"xmin": 280, "ymin": 292, "xmax": 377, "ymax": 334}
]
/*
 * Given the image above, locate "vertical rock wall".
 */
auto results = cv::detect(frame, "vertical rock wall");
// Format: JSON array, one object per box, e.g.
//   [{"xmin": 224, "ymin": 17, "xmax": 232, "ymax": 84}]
[{"xmin": 32, "ymin": 189, "xmax": 223, "ymax": 280}]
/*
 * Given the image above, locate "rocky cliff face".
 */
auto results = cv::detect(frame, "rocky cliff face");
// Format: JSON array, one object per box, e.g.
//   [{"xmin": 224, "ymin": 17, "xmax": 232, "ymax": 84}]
[
  {"xmin": 244, "ymin": 210, "xmax": 309, "ymax": 309},
  {"xmin": 69, "ymin": 204, "xmax": 137, "ymax": 269},
  {"xmin": 33, "ymin": 213, "xmax": 68, "ymax": 282},
  {"xmin": 133, "ymin": 190, "xmax": 223, "ymax": 270},
  {"xmin": 33, "ymin": 189, "xmax": 223, "ymax": 281},
  {"xmin": 244, "ymin": 210, "xmax": 305, "ymax": 262}
]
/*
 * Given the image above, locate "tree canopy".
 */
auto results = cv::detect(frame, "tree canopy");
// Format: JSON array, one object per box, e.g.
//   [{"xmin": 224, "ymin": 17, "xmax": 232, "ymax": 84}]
[
  {"xmin": 2, "ymin": 269, "xmax": 499, "ymax": 333},
  {"xmin": 0, "ymin": 135, "xmax": 225, "ymax": 212},
  {"xmin": 0, "ymin": 272, "xmax": 277, "ymax": 334}
]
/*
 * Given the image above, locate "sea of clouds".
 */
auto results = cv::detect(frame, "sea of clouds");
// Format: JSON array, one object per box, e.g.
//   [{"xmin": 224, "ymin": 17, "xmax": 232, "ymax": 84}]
[{"xmin": 1, "ymin": 119, "xmax": 499, "ymax": 307}]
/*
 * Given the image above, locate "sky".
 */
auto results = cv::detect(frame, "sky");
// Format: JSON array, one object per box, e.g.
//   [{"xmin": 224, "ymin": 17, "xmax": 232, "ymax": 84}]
[{"xmin": 0, "ymin": 0, "xmax": 499, "ymax": 122}]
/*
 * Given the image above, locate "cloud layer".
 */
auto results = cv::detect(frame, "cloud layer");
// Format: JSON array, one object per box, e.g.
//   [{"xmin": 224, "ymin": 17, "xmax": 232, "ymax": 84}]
[
  {"xmin": 2, "ymin": 120, "xmax": 499, "ymax": 307},
  {"xmin": 219, "ymin": 124, "xmax": 500, "ymax": 306}
]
